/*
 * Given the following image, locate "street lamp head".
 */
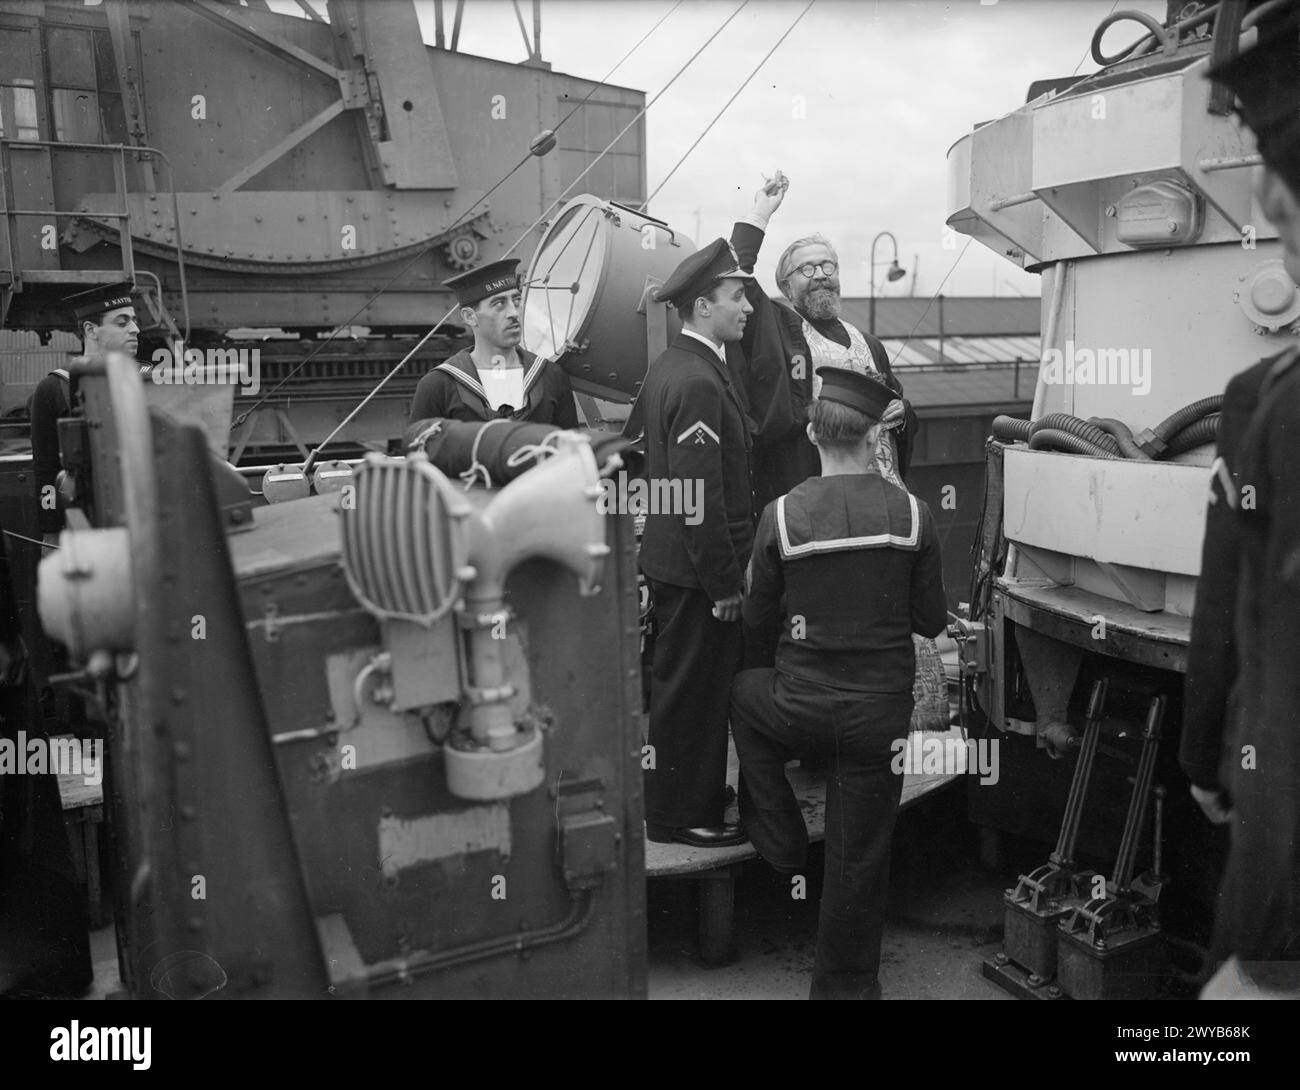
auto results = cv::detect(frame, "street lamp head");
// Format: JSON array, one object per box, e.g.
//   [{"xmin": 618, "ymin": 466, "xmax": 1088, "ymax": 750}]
[{"xmin": 886, "ymin": 261, "xmax": 906, "ymax": 283}]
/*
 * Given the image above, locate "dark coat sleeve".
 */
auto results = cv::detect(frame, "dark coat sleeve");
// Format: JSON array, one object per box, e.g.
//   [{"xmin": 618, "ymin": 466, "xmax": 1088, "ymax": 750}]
[
  {"xmin": 730, "ymin": 219, "xmax": 764, "ymax": 273},
  {"xmin": 30, "ymin": 374, "xmax": 69, "ymax": 534},
  {"xmin": 911, "ymin": 501, "xmax": 948, "ymax": 638},
  {"xmin": 0, "ymin": 531, "xmax": 20, "ymax": 646},
  {"xmin": 1180, "ymin": 365, "xmax": 1261, "ymax": 791},
  {"xmin": 551, "ymin": 366, "xmax": 579, "ymax": 429},
  {"xmin": 741, "ymin": 501, "xmax": 784, "ymax": 662},
  {"xmin": 729, "ymin": 220, "xmax": 801, "ymax": 445}
]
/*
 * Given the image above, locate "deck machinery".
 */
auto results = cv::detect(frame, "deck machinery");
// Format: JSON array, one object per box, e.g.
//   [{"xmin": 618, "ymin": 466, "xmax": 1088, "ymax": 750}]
[
  {"xmin": 2, "ymin": 0, "xmax": 654, "ymax": 999},
  {"xmin": 31, "ymin": 345, "xmax": 649, "ymax": 999},
  {"xmin": 947, "ymin": 1, "xmax": 1290, "ymax": 997},
  {"xmin": 0, "ymin": 0, "xmax": 646, "ymax": 455}
]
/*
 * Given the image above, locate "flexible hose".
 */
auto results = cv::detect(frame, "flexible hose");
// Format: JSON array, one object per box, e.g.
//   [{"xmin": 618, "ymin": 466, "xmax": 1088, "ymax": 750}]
[
  {"xmin": 1031, "ymin": 412, "xmax": 1123, "ymax": 455},
  {"xmin": 1088, "ymin": 4, "xmax": 1219, "ymax": 68},
  {"xmin": 1090, "ymin": 9, "xmax": 1172, "ymax": 66},
  {"xmin": 1140, "ymin": 395, "xmax": 1223, "ymax": 455},
  {"xmin": 1088, "ymin": 417, "xmax": 1153, "ymax": 460},
  {"xmin": 1164, "ymin": 413, "xmax": 1220, "ymax": 457},
  {"xmin": 1028, "ymin": 428, "xmax": 1121, "ymax": 459},
  {"xmin": 994, "ymin": 395, "xmax": 1222, "ymax": 461},
  {"xmin": 992, "ymin": 415, "xmax": 1032, "ymax": 442}
]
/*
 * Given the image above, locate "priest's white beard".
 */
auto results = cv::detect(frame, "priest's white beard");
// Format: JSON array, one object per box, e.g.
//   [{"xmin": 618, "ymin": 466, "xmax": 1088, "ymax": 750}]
[{"xmin": 798, "ymin": 285, "xmax": 842, "ymax": 321}]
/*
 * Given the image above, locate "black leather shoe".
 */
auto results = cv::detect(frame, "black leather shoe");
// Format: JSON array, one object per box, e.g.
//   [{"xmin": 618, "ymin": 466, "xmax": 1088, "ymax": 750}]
[{"xmin": 646, "ymin": 823, "xmax": 748, "ymax": 848}]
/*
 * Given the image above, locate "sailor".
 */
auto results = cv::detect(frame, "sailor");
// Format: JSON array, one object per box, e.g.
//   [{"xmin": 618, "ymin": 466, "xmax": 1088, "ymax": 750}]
[
  {"xmin": 409, "ymin": 258, "xmax": 578, "ymax": 428},
  {"xmin": 724, "ymin": 180, "xmax": 918, "ymax": 512},
  {"xmin": 731, "ymin": 366, "xmax": 946, "ymax": 999},
  {"xmin": 1182, "ymin": 3, "xmax": 1300, "ymax": 995},
  {"xmin": 639, "ymin": 238, "xmax": 755, "ymax": 848},
  {"xmin": 30, "ymin": 281, "xmax": 140, "ymax": 549}
]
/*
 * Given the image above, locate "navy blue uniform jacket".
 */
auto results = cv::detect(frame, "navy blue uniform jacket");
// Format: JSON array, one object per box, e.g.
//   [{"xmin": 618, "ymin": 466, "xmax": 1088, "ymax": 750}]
[
  {"xmin": 744, "ymin": 474, "xmax": 947, "ymax": 692},
  {"xmin": 29, "ymin": 371, "xmax": 71, "ymax": 534},
  {"xmin": 1181, "ymin": 346, "xmax": 1300, "ymax": 960},
  {"xmin": 638, "ymin": 333, "xmax": 755, "ymax": 601}
]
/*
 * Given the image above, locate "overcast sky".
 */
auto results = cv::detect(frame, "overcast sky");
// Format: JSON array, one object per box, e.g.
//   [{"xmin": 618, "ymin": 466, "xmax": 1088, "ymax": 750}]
[{"xmin": 294, "ymin": 0, "xmax": 1171, "ymax": 299}]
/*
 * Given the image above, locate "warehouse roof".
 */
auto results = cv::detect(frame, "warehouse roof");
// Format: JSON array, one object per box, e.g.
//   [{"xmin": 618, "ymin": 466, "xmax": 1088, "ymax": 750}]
[
  {"xmin": 839, "ymin": 296, "xmax": 1040, "ymax": 339},
  {"xmin": 881, "ymin": 335, "xmax": 1040, "ymax": 367},
  {"xmin": 893, "ymin": 363, "xmax": 1034, "ymax": 411}
]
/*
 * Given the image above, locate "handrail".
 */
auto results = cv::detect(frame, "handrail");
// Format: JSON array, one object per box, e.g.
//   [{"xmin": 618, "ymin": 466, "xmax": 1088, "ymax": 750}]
[{"xmin": 0, "ymin": 138, "xmax": 189, "ymax": 341}]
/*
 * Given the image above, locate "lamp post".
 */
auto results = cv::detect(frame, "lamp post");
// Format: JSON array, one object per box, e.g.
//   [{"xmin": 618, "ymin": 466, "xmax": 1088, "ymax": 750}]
[{"xmin": 868, "ymin": 230, "xmax": 906, "ymax": 336}]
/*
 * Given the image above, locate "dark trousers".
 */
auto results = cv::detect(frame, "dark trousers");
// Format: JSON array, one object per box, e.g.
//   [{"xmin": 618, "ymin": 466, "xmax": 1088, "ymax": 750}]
[
  {"xmin": 731, "ymin": 668, "xmax": 911, "ymax": 1000},
  {"xmin": 0, "ymin": 685, "xmax": 92, "ymax": 997},
  {"xmin": 644, "ymin": 580, "xmax": 743, "ymax": 828}
]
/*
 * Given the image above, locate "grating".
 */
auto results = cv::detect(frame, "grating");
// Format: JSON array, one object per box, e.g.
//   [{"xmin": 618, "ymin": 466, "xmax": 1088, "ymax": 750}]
[{"xmin": 340, "ymin": 454, "xmax": 473, "ymax": 626}]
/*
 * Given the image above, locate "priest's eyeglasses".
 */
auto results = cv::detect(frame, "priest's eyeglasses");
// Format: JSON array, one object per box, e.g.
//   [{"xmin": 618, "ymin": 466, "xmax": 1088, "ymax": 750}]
[{"xmin": 795, "ymin": 261, "xmax": 838, "ymax": 278}]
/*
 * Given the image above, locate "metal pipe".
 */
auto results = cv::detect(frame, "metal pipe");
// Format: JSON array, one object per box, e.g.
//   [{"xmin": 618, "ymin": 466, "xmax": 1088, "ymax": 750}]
[
  {"xmin": 1152, "ymin": 784, "xmax": 1166, "ymax": 879},
  {"xmin": 1198, "ymin": 154, "xmax": 1262, "ymax": 172},
  {"xmin": 1054, "ymin": 679, "xmax": 1106, "ymax": 867},
  {"xmin": 1, "ymin": 208, "xmax": 132, "ymax": 218},
  {"xmin": 868, "ymin": 230, "xmax": 900, "ymax": 336},
  {"xmin": 1113, "ymin": 695, "xmax": 1165, "ymax": 891},
  {"xmin": 1031, "ymin": 260, "xmax": 1068, "ymax": 423},
  {"xmin": 512, "ymin": 0, "xmax": 533, "ymax": 58},
  {"xmin": 230, "ymin": 457, "xmax": 365, "ymax": 478},
  {"xmin": 937, "ymin": 293, "xmax": 945, "ymax": 362},
  {"xmin": 361, "ymin": 890, "xmax": 593, "ymax": 990},
  {"xmin": 114, "ymin": 150, "xmax": 135, "ymax": 284},
  {"xmin": 451, "ymin": 0, "xmax": 465, "ymax": 50}
]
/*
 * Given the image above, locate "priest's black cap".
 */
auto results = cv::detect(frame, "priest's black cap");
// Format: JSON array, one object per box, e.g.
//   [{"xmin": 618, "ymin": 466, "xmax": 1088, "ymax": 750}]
[
  {"xmin": 65, "ymin": 281, "xmax": 136, "ymax": 324},
  {"xmin": 444, "ymin": 259, "xmax": 522, "ymax": 307},
  {"xmin": 653, "ymin": 238, "xmax": 754, "ymax": 310},
  {"xmin": 1208, "ymin": 3, "xmax": 1300, "ymax": 187},
  {"xmin": 815, "ymin": 366, "xmax": 894, "ymax": 422}
]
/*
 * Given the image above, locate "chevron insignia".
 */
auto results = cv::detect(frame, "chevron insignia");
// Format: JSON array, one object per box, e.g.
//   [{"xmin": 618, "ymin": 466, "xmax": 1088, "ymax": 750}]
[{"xmin": 677, "ymin": 420, "xmax": 720, "ymax": 446}]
